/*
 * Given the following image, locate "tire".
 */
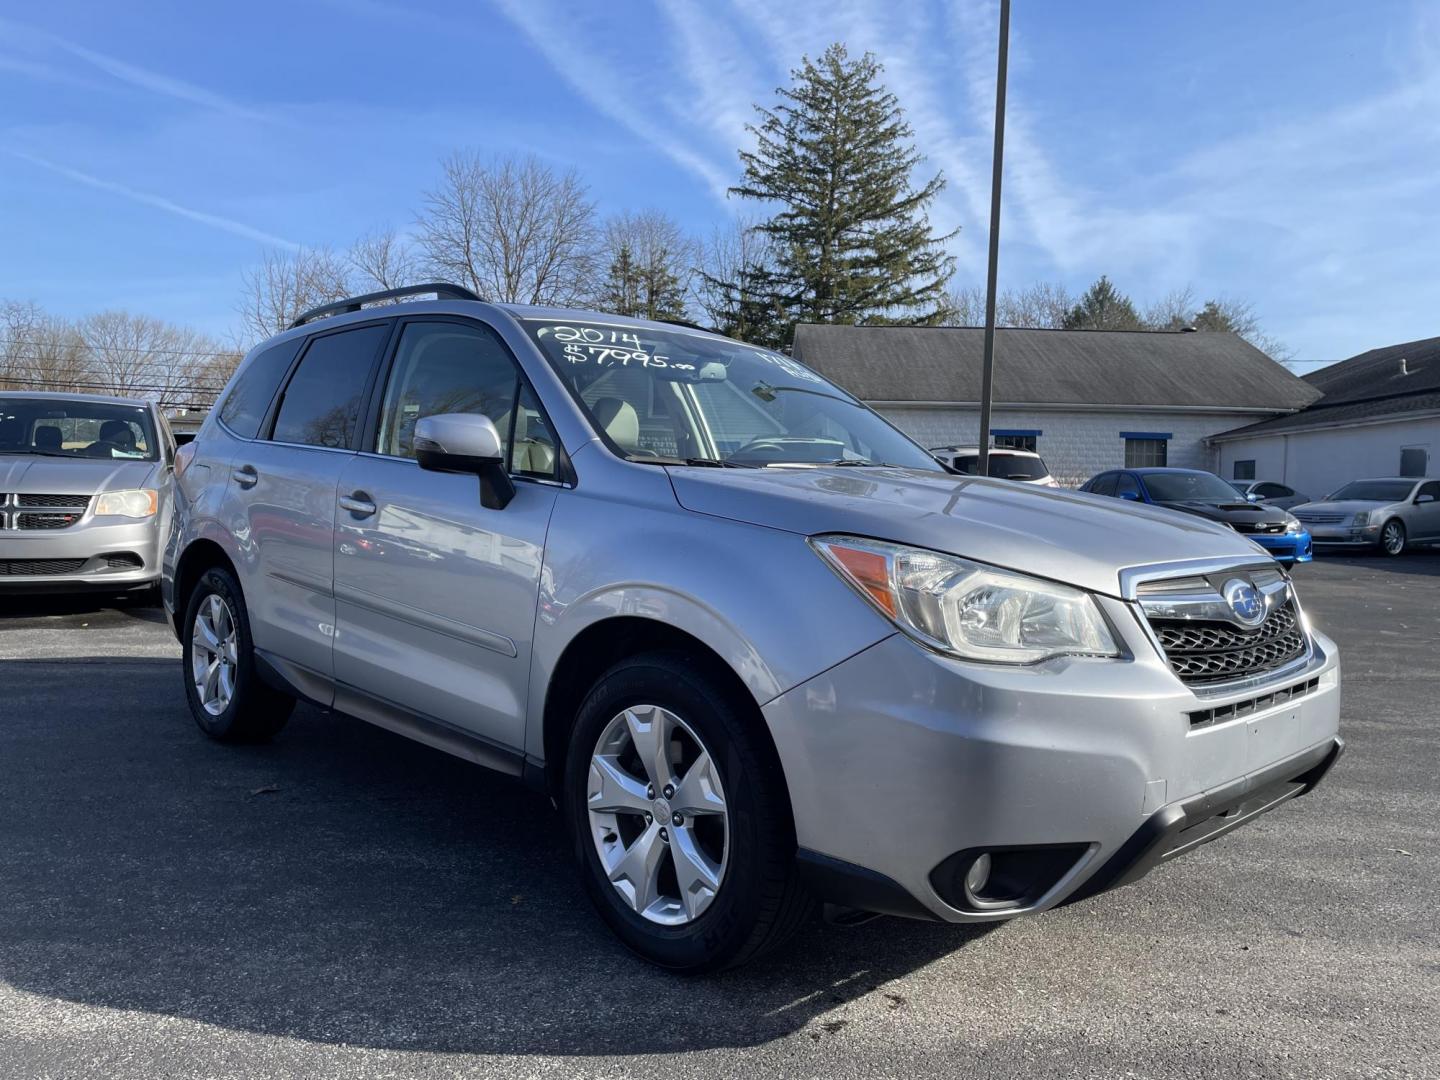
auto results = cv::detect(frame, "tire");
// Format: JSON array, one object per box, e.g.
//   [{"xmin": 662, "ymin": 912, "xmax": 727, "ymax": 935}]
[
  {"xmin": 1379, "ymin": 518, "xmax": 1407, "ymax": 556},
  {"xmin": 181, "ymin": 566, "xmax": 294, "ymax": 743},
  {"xmin": 563, "ymin": 651, "xmax": 812, "ymax": 972}
]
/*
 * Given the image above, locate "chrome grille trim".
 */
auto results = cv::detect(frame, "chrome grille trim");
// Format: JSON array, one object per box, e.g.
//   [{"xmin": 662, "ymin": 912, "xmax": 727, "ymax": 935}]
[{"xmin": 0, "ymin": 493, "xmax": 91, "ymax": 530}]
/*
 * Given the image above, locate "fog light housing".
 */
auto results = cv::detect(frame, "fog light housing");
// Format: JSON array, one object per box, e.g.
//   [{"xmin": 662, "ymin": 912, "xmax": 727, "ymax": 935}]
[{"xmin": 931, "ymin": 844, "xmax": 1091, "ymax": 913}]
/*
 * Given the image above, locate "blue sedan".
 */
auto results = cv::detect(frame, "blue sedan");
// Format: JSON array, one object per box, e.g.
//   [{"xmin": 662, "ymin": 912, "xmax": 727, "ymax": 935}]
[{"xmin": 1080, "ymin": 468, "xmax": 1313, "ymax": 565}]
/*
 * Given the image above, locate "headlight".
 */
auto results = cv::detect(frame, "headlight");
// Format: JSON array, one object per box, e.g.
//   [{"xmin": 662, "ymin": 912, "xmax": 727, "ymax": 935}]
[
  {"xmin": 810, "ymin": 535, "xmax": 1120, "ymax": 664},
  {"xmin": 1284, "ymin": 514, "xmax": 1302, "ymax": 534},
  {"xmin": 1353, "ymin": 511, "xmax": 1370, "ymax": 526},
  {"xmin": 94, "ymin": 489, "xmax": 158, "ymax": 518}
]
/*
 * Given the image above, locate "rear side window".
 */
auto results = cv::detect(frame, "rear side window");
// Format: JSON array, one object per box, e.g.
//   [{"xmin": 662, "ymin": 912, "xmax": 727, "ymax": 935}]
[
  {"xmin": 1115, "ymin": 473, "xmax": 1142, "ymax": 498},
  {"xmin": 218, "ymin": 338, "xmax": 302, "ymax": 439},
  {"xmin": 271, "ymin": 324, "xmax": 390, "ymax": 449},
  {"xmin": 1089, "ymin": 473, "xmax": 1118, "ymax": 496}
]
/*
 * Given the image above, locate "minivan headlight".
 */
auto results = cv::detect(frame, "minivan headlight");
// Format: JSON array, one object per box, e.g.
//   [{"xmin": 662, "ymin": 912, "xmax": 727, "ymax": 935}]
[
  {"xmin": 810, "ymin": 535, "xmax": 1120, "ymax": 664},
  {"xmin": 95, "ymin": 489, "xmax": 158, "ymax": 518}
]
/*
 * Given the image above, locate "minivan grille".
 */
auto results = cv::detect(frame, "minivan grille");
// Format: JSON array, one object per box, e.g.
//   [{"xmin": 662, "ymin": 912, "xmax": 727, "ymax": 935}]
[
  {"xmin": 1149, "ymin": 599, "xmax": 1307, "ymax": 685},
  {"xmin": 0, "ymin": 493, "xmax": 90, "ymax": 530}
]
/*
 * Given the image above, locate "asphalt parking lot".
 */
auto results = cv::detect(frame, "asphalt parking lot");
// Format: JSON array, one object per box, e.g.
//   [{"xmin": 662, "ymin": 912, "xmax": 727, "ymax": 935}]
[{"xmin": 1, "ymin": 556, "xmax": 1437, "ymax": 1080}]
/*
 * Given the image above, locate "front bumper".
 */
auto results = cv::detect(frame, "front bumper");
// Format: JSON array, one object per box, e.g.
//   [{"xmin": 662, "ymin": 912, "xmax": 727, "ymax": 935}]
[
  {"xmin": 1306, "ymin": 522, "xmax": 1381, "ymax": 547},
  {"xmin": 0, "ymin": 519, "xmax": 161, "ymax": 592},
  {"xmin": 765, "ymin": 606, "xmax": 1342, "ymax": 923},
  {"xmin": 1252, "ymin": 530, "xmax": 1313, "ymax": 563}
]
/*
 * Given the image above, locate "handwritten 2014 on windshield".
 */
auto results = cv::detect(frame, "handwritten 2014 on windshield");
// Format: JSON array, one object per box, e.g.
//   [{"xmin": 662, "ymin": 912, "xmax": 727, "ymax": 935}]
[{"xmin": 538, "ymin": 325, "xmax": 694, "ymax": 371}]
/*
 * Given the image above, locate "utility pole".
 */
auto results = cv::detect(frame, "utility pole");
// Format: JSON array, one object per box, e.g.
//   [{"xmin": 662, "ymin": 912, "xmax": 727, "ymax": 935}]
[{"xmin": 976, "ymin": 0, "xmax": 1010, "ymax": 480}]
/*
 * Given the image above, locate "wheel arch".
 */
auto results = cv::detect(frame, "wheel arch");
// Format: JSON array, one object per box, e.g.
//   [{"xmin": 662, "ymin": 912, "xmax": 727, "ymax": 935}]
[
  {"xmin": 539, "ymin": 615, "xmax": 791, "ymax": 808},
  {"xmin": 171, "ymin": 538, "xmax": 238, "ymax": 636}
]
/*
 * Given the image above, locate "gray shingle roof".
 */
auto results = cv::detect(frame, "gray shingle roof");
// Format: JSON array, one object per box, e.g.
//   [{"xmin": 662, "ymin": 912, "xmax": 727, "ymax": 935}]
[
  {"xmin": 1213, "ymin": 333, "xmax": 1440, "ymax": 439},
  {"xmin": 790, "ymin": 324, "xmax": 1319, "ymax": 410}
]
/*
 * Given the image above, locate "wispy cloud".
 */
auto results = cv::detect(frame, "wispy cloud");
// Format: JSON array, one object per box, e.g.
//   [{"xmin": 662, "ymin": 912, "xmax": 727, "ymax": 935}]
[
  {"xmin": 0, "ymin": 17, "xmax": 271, "ymax": 122},
  {"xmin": 487, "ymin": 0, "xmax": 736, "ymax": 201},
  {"xmin": 9, "ymin": 151, "xmax": 298, "ymax": 249}
]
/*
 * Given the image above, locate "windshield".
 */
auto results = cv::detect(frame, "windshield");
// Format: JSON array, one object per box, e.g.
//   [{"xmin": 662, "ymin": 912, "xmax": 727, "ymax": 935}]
[
  {"xmin": 1140, "ymin": 471, "xmax": 1245, "ymax": 502},
  {"xmin": 1326, "ymin": 480, "xmax": 1416, "ymax": 502},
  {"xmin": 0, "ymin": 397, "xmax": 159, "ymax": 461},
  {"xmin": 950, "ymin": 452, "xmax": 1049, "ymax": 480},
  {"xmin": 523, "ymin": 320, "xmax": 942, "ymax": 470}
]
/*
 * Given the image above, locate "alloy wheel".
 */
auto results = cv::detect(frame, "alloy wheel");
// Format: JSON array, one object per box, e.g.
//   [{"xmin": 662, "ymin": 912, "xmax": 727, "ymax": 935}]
[
  {"xmin": 1382, "ymin": 521, "xmax": 1405, "ymax": 555},
  {"xmin": 586, "ymin": 704, "xmax": 730, "ymax": 925},
  {"xmin": 191, "ymin": 593, "xmax": 239, "ymax": 716}
]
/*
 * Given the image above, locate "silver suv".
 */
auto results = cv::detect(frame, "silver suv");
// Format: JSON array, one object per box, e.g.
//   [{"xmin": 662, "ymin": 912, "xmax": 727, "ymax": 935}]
[{"xmin": 164, "ymin": 285, "xmax": 1343, "ymax": 971}]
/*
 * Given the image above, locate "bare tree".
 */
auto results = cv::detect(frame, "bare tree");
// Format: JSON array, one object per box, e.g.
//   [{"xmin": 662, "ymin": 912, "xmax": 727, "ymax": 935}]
[
  {"xmin": 693, "ymin": 217, "xmax": 785, "ymax": 344},
  {"xmin": 599, "ymin": 210, "xmax": 695, "ymax": 320},
  {"xmin": 238, "ymin": 247, "xmax": 351, "ymax": 343},
  {"xmin": 78, "ymin": 311, "xmax": 236, "ymax": 406},
  {"xmin": 2, "ymin": 300, "xmax": 88, "ymax": 392},
  {"xmin": 347, "ymin": 227, "xmax": 421, "ymax": 293},
  {"xmin": 416, "ymin": 152, "xmax": 597, "ymax": 305},
  {"xmin": 942, "ymin": 282, "xmax": 1072, "ymax": 328}
]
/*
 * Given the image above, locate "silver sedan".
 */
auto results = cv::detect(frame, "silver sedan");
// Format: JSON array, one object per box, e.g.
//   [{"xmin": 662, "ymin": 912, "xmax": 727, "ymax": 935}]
[{"xmin": 1293, "ymin": 477, "xmax": 1440, "ymax": 555}]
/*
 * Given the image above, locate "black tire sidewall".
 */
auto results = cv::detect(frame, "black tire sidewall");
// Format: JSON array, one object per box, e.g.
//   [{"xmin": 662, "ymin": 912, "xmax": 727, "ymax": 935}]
[
  {"xmin": 563, "ymin": 654, "xmax": 784, "ymax": 972},
  {"xmin": 180, "ymin": 567, "xmax": 271, "ymax": 740}
]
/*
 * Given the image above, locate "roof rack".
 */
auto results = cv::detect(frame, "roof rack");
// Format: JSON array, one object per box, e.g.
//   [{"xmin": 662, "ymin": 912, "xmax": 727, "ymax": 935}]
[{"xmin": 288, "ymin": 282, "xmax": 482, "ymax": 329}]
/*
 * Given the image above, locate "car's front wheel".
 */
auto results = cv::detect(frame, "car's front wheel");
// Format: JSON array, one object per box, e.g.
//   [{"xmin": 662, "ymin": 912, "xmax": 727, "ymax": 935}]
[
  {"xmin": 181, "ymin": 566, "xmax": 294, "ymax": 742},
  {"xmin": 1379, "ymin": 518, "xmax": 1407, "ymax": 556},
  {"xmin": 563, "ymin": 652, "xmax": 811, "ymax": 971}
]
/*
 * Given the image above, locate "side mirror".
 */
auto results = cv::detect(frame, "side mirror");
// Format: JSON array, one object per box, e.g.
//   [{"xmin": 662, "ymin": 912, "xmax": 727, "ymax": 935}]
[
  {"xmin": 414, "ymin": 413, "xmax": 515, "ymax": 510},
  {"xmin": 1118, "ymin": 490, "xmax": 1141, "ymax": 501},
  {"xmin": 1417, "ymin": 493, "xmax": 1436, "ymax": 504},
  {"xmin": 1247, "ymin": 493, "xmax": 1262, "ymax": 502}
]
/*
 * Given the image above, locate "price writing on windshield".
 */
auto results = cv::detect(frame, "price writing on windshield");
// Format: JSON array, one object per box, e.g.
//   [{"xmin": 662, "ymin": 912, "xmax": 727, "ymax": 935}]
[{"xmin": 537, "ymin": 325, "xmax": 695, "ymax": 371}]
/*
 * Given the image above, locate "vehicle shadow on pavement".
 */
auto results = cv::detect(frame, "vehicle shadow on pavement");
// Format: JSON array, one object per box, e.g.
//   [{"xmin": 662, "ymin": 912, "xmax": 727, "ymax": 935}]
[
  {"xmin": 0, "ymin": 593, "xmax": 167, "ymax": 628},
  {"xmin": 0, "ymin": 655, "xmax": 991, "ymax": 1056},
  {"xmin": 1307, "ymin": 551, "xmax": 1440, "ymax": 578}
]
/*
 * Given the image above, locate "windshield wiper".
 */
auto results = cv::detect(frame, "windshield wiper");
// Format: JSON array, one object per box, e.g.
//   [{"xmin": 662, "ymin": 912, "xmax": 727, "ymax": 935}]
[
  {"xmin": 632, "ymin": 456, "xmax": 757, "ymax": 469},
  {"xmin": 822, "ymin": 459, "xmax": 905, "ymax": 468}
]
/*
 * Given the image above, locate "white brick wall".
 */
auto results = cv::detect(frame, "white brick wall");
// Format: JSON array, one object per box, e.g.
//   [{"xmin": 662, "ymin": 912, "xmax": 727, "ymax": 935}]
[{"xmin": 878, "ymin": 406, "xmax": 1244, "ymax": 487}]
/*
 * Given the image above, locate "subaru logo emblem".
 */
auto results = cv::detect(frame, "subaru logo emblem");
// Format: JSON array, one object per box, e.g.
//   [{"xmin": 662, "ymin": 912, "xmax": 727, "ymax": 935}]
[{"xmin": 1222, "ymin": 578, "xmax": 1266, "ymax": 627}]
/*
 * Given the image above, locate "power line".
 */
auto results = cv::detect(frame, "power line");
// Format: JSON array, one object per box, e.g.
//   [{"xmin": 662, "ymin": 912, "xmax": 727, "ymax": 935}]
[{"xmin": 0, "ymin": 336, "xmax": 241, "ymax": 359}]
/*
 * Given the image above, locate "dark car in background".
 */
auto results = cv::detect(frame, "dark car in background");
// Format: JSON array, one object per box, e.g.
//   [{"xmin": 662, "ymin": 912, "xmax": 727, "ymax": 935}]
[{"xmin": 1082, "ymin": 467, "xmax": 1312, "ymax": 565}]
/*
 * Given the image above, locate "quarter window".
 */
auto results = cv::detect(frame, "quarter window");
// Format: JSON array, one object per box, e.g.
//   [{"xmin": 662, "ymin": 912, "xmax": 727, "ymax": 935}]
[
  {"xmin": 219, "ymin": 338, "xmax": 303, "ymax": 439},
  {"xmin": 374, "ymin": 320, "xmax": 559, "ymax": 480},
  {"xmin": 1124, "ymin": 436, "xmax": 1168, "ymax": 468},
  {"xmin": 272, "ymin": 324, "xmax": 390, "ymax": 449},
  {"xmin": 1089, "ymin": 473, "xmax": 1118, "ymax": 496}
]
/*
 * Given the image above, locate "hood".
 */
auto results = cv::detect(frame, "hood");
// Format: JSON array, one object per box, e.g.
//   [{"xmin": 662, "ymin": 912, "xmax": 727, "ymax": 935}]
[
  {"xmin": 1155, "ymin": 500, "xmax": 1290, "ymax": 525},
  {"xmin": 0, "ymin": 456, "xmax": 158, "ymax": 496},
  {"xmin": 667, "ymin": 466, "xmax": 1268, "ymax": 598},
  {"xmin": 1294, "ymin": 499, "xmax": 1395, "ymax": 515}
]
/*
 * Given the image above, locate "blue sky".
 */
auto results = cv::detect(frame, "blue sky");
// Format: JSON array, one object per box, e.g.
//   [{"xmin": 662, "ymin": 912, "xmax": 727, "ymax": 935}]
[{"xmin": 2, "ymin": 0, "xmax": 1438, "ymax": 372}]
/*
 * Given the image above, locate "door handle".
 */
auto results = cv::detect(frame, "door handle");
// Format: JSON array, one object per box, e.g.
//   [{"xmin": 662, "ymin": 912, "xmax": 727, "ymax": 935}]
[
  {"xmin": 338, "ymin": 492, "xmax": 377, "ymax": 518},
  {"xmin": 233, "ymin": 464, "xmax": 258, "ymax": 488}
]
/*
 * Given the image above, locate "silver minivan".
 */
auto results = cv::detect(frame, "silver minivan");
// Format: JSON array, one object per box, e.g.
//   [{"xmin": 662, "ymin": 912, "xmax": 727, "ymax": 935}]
[{"xmin": 164, "ymin": 286, "xmax": 1343, "ymax": 971}]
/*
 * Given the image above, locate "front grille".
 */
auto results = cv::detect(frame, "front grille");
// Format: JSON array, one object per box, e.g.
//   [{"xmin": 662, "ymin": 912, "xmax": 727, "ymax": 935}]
[
  {"xmin": 1233, "ymin": 521, "xmax": 1286, "ymax": 535},
  {"xmin": 0, "ymin": 558, "xmax": 87, "ymax": 576},
  {"xmin": 1150, "ymin": 600, "xmax": 1307, "ymax": 685},
  {"xmin": 1295, "ymin": 512, "xmax": 1345, "ymax": 524},
  {"xmin": 0, "ymin": 493, "xmax": 90, "ymax": 530}
]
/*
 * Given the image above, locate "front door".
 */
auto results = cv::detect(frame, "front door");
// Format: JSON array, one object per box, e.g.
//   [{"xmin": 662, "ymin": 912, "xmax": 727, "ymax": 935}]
[
  {"xmin": 1411, "ymin": 481, "xmax": 1440, "ymax": 538},
  {"xmin": 331, "ymin": 317, "xmax": 564, "ymax": 752}
]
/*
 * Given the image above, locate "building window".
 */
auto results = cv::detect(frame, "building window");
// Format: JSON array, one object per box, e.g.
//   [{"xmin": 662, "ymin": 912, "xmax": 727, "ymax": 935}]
[
  {"xmin": 991, "ymin": 429, "xmax": 1040, "ymax": 452},
  {"xmin": 1122, "ymin": 432, "xmax": 1170, "ymax": 468},
  {"xmin": 1400, "ymin": 447, "xmax": 1428, "ymax": 477},
  {"xmin": 1233, "ymin": 459, "xmax": 1256, "ymax": 480}
]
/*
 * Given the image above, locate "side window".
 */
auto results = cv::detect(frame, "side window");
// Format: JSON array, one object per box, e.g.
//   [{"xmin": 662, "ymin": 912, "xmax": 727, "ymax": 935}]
[
  {"xmin": 952, "ymin": 454, "xmax": 980, "ymax": 475},
  {"xmin": 1090, "ymin": 473, "xmax": 1118, "ymax": 496},
  {"xmin": 374, "ymin": 320, "xmax": 559, "ymax": 480},
  {"xmin": 1417, "ymin": 481, "xmax": 1440, "ymax": 502},
  {"xmin": 1255, "ymin": 482, "xmax": 1287, "ymax": 498},
  {"xmin": 219, "ymin": 338, "xmax": 302, "ymax": 439},
  {"xmin": 1115, "ymin": 473, "xmax": 1142, "ymax": 499},
  {"xmin": 272, "ymin": 324, "xmax": 390, "ymax": 449}
]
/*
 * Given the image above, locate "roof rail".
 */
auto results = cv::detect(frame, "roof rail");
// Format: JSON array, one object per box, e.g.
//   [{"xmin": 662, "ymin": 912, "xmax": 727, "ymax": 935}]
[{"xmin": 288, "ymin": 282, "xmax": 482, "ymax": 329}]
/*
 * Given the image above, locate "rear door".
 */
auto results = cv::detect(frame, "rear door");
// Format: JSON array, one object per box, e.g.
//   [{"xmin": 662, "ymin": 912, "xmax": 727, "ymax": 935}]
[
  {"xmin": 227, "ymin": 321, "xmax": 392, "ymax": 689},
  {"xmin": 330, "ymin": 316, "xmax": 563, "ymax": 751}
]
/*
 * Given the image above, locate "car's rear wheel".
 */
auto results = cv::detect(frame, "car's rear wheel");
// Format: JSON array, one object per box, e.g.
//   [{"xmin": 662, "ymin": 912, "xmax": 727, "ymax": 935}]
[
  {"xmin": 1380, "ymin": 518, "xmax": 1407, "ymax": 556},
  {"xmin": 181, "ymin": 566, "xmax": 294, "ymax": 742},
  {"xmin": 563, "ymin": 651, "xmax": 812, "ymax": 972}
]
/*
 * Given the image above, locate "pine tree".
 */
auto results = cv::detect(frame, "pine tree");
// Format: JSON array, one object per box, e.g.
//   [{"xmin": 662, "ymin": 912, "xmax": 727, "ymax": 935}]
[
  {"xmin": 731, "ymin": 43, "xmax": 956, "ymax": 340},
  {"xmin": 1061, "ymin": 276, "xmax": 1143, "ymax": 331},
  {"xmin": 602, "ymin": 242, "xmax": 642, "ymax": 317},
  {"xmin": 601, "ymin": 211, "xmax": 692, "ymax": 322}
]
